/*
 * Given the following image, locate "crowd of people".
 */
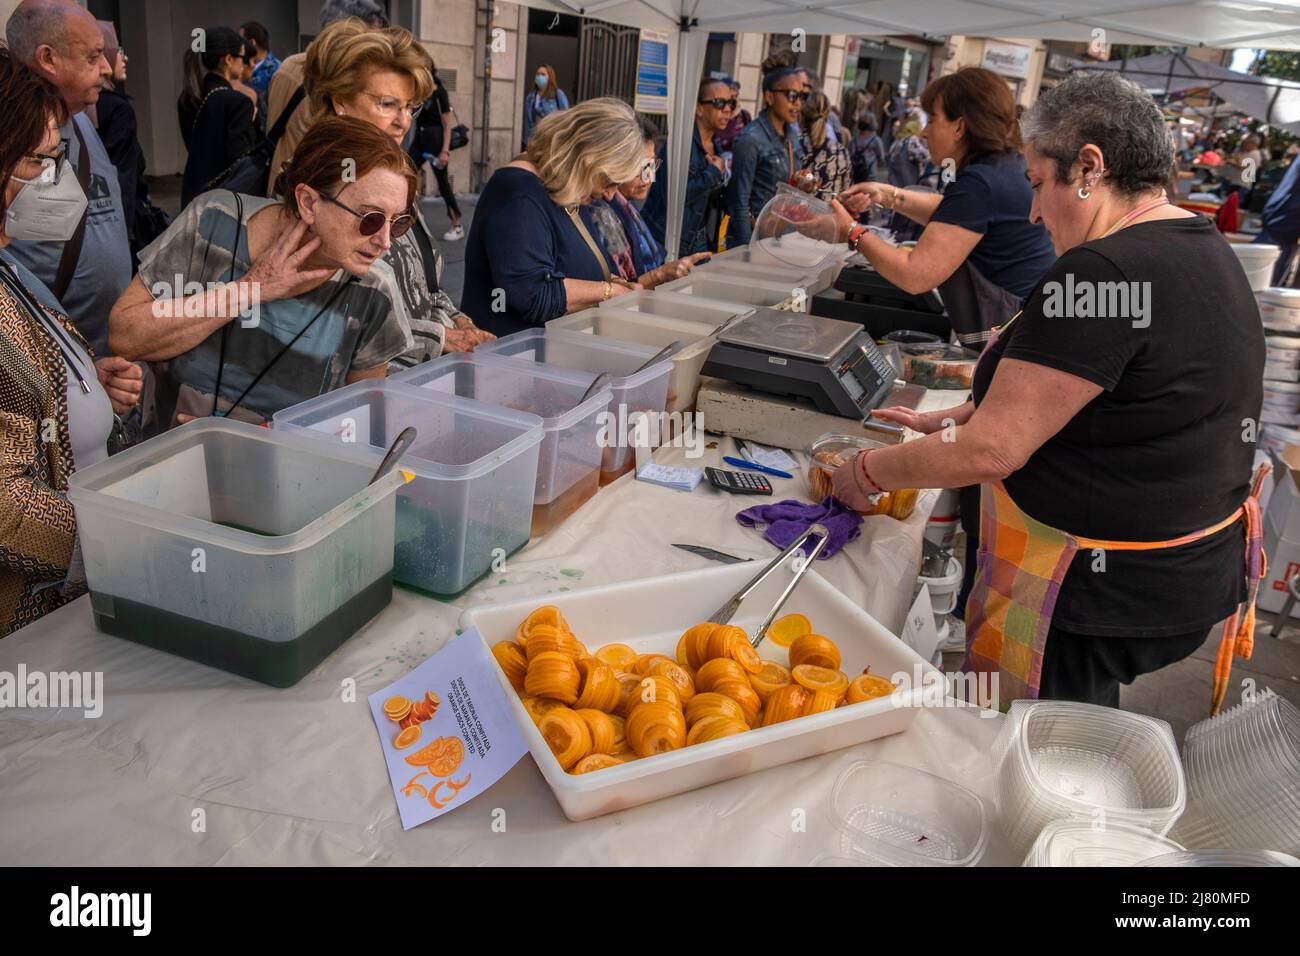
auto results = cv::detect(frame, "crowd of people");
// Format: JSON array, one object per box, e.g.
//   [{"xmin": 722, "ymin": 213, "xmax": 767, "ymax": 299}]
[{"xmin": 0, "ymin": 1, "xmax": 1268, "ymax": 713}]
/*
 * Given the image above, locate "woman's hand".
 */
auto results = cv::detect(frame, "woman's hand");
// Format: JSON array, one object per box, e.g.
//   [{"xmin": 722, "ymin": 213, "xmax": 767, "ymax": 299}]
[
  {"xmin": 869, "ymin": 406, "xmax": 945, "ymax": 435},
  {"xmin": 240, "ymin": 219, "xmax": 334, "ymax": 303},
  {"xmin": 443, "ymin": 315, "xmax": 496, "ymax": 352},
  {"xmin": 829, "ymin": 198, "xmax": 857, "ymax": 244},
  {"xmin": 639, "ymin": 252, "xmax": 712, "ymax": 289},
  {"xmin": 839, "ymin": 181, "xmax": 893, "ymax": 213},
  {"xmin": 831, "ymin": 451, "xmax": 880, "ymax": 512},
  {"xmin": 706, "ymin": 154, "xmax": 725, "ymax": 174},
  {"xmin": 94, "ymin": 356, "xmax": 143, "ymax": 414},
  {"xmin": 438, "ymin": 150, "xmax": 450, "ymax": 168}
]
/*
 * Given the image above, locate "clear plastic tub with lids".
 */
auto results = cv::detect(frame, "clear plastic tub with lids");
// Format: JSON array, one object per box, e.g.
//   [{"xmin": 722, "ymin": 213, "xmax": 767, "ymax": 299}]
[
  {"xmin": 1022, "ymin": 820, "xmax": 1184, "ymax": 867},
  {"xmin": 695, "ymin": 256, "xmax": 826, "ymax": 297},
  {"xmin": 806, "ymin": 433, "xmax": 918, "ymax": 520},
  {"xmin": 708, "ymin": 243, "xmax": 844, "ymax": 295},
  {"xmin": 392, "ymin": 353, "xmax": 610, "ymax": 538},
  {"xmin": 830, "ymin": 759, "xmax": 989, "ymax": 866},
  {"xmin": 1137, "ymin": 850, "xmax": 1300, "ymax": 867},
  {"xmin": 750, "ymin": 182, "xmax": 842, "ymax": 273},
  {"xmin": 600, "ymin": 288, "xmax": 753, "ymax": 328},
  {"xmin": 993, "ymin": 700, "xmax": 1186, "ymax": 857},
  {"xmin": 549, "ymin": 307, "xmax": 717, "ymax": 413},
  {"xmin": 67, "ymin": 418, "xmax": 408, "ymax": 686},
  {"xmin": 658, "ymin": 271, "xmax": 810, "ymax": 311},
  {"xmin": 477, "ymin": 328, "xmax": 671, "ymax": 483},
  {"xmin": 273, "ymin": 380, "xmax": 543, "ymax": 595}
]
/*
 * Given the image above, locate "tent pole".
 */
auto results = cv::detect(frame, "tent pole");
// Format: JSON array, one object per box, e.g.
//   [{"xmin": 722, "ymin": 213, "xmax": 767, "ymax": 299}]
[{"xmin": 664, "ymin": 19, "xmax": 708, "ymax": 258}]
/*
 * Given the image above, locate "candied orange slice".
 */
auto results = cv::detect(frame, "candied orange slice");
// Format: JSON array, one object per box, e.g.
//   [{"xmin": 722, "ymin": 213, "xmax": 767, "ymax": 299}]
[
  {"xmin": 520, "ymin": 696, "xmax": 563, "ymax": 724},
  {"xmin": 539, "ymin": 707, "xmax": 592, "ymax": 770},
  {"xmin": 524, "ymin": 651, "xmax": 580, "ymax": 704},
  {"xmin": 405, "ymin": 736, "xmax": 465, "ymax": 776},
  {"xmin": 711, "ymin": 678, "xmax": 761, "ymax": 726},
  {"xmin": 574, "ymin": 658, "xmax": 621, "ymax": 712},
  {"xmin": 685, "ymin": 692, "xmax": 747, "ymax": 727},
  {"xmin": 647, "ymin": 658, "xmax": 696, "ymax": 704},
  {"xmin": 595, "ymin": 642, "xmax": 637, "ymax": 669},
  {"xmin": 731, "ymin": 639, "xmax": 764, "ymax": 675},
  {"xmin": 686, "ymin": 716, "xmax": 749, "ymax": 746},
  {"xmin": 525, "ymin": 625, "xmax": 585, "ymax": 662},
  {"xmin": 492, "ymin": 641, "xmax": 528, "ymax": 693},
  {"xmin": 749, "ymin": 661, "xmax": 792, "ymax": 703},
  {"xmin": 625, "ymin": 700, "xmax": 687, "ymax": 757},
  {"xmin": 791, "ymin": 664, "xmax": 849, "ymax": 700},
  {"xmin": 676, "ymin": 623, "xmax": 718, "ymax": 669},
  {"xmin": 694, "ymin": 657, "xmax": 749, "ymax": 693},
  {"xmin": 631, "ymin": 653, "xmax": 675, "ymax": 676},
  {"xmin": 804, "ymin": 690, "xmax": 839, "ymax": 714},
  {"xmin": 789, "ymin": 633, "xmax": 841, "ymax": 671},
  {"xmin": 394, "ymin": 725, "xmax": 422, "ymax": 749},
  {"xmin": 383, "ymin": 695, "xmax": 412, "ymax": 721},
  {"xmin": 571, "ymin": 753, "xmax": 626, "ymax": 775},
  {"xmin": 628, "ymin": 675, "xmax": 682, "ymax": 713},
  {"xmin": 767, "ymin": 613, "xmax": 811, "ymax": 648},
  {"xmin": 762, "ymin": 684, "xmax": 812, "ymax": 726},
  {"xmin": 845, "ymin": 672, "xmax": 897, "ymax": 704},
  {"xmin": 575, "ymin": 708, "xmax": 617, "ymax": 754},
  {"xmin": 517, "ymin": 605, "xmax": 568, "ymax": 643}
]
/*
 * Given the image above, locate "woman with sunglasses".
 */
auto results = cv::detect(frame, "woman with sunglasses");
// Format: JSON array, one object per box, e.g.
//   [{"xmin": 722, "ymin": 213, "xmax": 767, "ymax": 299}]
[
  {"xmin": 177, "ymin": 26, "xmax": 256, "ymax": 207},
  {"xmin": 302, "ymin": 19, "xmax": 493, "ymax": 367},
  {"xmin": 643, "ymin": 77, "xmax": 735, "ymax": 257},
  {"xmin": 585, "ymin": 118, "xmax": 712, "ymax": 287},
  {"xmin": 0, "ymin": 49, "xmax": 143, "ymax": 635},
  {"xmin": 724, "ymin": 67, "xmax": 807, "ymax": 247},
  {"xmin": 108, "ymin": 116, "xmax": 415, "ymax": 427}
]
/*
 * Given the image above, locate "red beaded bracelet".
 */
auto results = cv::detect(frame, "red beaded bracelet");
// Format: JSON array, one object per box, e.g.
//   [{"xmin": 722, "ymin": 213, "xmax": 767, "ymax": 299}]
[{"xmin": 856, "ymin": 449, "xmax": 884, "ymax": 494}]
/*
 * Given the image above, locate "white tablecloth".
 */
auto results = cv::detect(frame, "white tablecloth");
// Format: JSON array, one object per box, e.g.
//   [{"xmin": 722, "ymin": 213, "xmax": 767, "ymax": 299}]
[{"xmin": 0, "ymin": 390, "xmax": 1019, "ymax": 865}]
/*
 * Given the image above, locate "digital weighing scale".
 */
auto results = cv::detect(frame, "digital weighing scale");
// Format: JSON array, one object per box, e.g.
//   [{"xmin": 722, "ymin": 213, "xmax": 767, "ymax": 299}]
[{"xmin": 701, "ymin": 309, "xmax": 901, "ymax": 419}]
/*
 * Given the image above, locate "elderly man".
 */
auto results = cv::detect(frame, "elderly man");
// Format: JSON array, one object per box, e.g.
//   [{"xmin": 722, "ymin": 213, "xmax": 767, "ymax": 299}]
[
  {"xmin": 265, "ymin": 0, "xmax": 389, "ymax": 197},
  {"xmin": 5, "ymin": 0, "xmax": 131, "ymax": 357}
]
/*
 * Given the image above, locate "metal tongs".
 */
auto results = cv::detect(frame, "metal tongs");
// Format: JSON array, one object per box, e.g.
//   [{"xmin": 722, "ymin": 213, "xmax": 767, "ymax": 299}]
[{"xmin": 706, "ymin": 522, "xmax": 831, "ymax": 649}]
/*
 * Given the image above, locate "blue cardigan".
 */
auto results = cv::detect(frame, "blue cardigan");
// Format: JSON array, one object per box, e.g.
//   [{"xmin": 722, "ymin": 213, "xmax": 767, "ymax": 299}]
[{"xmin": 462, "ymin": 167, "xmax": 609, "ymax": 336}]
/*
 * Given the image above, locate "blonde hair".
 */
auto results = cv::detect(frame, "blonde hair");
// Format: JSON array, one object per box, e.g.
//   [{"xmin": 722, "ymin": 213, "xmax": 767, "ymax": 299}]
[
  {"xmin": 802, "ymin": 90, "xmax": 830, "ymax": 150},
  {"xmin": 303, "ymin": 17, "xmax": 433, "ymax": 118},
  {"xmin": 525, "ymin": 97, "xmax": 646, "ymax": 207}
]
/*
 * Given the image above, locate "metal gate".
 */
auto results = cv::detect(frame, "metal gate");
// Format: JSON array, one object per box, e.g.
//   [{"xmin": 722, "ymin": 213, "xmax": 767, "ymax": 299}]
[{"xmin": 576, "ymin": 19, "xmax": 640, "ymax": 105}]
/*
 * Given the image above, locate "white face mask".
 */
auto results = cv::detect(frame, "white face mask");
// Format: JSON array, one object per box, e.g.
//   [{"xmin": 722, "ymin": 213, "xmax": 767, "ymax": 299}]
[{"xmin": 5, "ymin": 158, "xmax": 88, "ymax": 242}]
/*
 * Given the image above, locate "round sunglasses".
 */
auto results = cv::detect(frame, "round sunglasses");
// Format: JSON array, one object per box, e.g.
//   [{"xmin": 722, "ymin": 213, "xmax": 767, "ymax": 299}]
[{"xmin": 323, "ymin": 192, "xmax": 415, "ymax": 239}]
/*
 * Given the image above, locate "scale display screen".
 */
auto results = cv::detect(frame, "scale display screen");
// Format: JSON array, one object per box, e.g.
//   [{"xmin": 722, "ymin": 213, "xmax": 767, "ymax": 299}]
[{"xmin": 839, "ymin": 370, "xmax": 866, "ymax": 404}]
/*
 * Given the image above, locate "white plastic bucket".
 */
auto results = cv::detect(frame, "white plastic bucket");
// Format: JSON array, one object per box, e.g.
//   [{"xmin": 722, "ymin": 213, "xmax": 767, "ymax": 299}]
[
  {"xmin": 919, "ymin": 556, "xmax": 962, "ymax": 616},
  {"xmin": 924, "ymin": 487, "xmax": 961, "ymax": 550},
  {"xmin": 1233, "ymin": 243, "xmax": 1280, "ymax": 292}
]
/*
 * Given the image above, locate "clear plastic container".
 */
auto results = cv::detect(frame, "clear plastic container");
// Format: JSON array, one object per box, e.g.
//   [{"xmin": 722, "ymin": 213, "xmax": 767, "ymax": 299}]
[
  {"xmin": 67, "ymin": 418, "xmax": 406, "ymax": 686},
  {"xmin": 750, "ymin": 183, "xmax": 841, "ymax": 270},
  {"xmin": 709, "ymin": 244, "xmax": 843, "ymax": 295},
  {"xmin": 549, "ymin": 307, "xmax": 716, "ymax": 413},
  {"xmin": 994, "ymin": 700, "xmax": 1186, "ymax": 857},
  {"xmin": 392, "ymin": 354, "xmax": 609, "ymax": 537},
  {"xmin": 806, "ymin": 433, "xmax": 918, "ymax": 520},
  {"xmin": 477, "ymin": 328, "xmax": 671, "ymax": 484},
  {"xmin": 1023, "ymin": 820, "xmax": 1184, "ymax": 867},
  {"xmin": 273, "ymin": 381, "xmax": 542, "ymax": 595},
  {"xmin": 1171, "ymin": 690, "xmax": 1300, "ymax": 854},
  {"xmin": 658, "ymin": 271, "xmax": 808, "ymax": 311},
  {"xmin": 598, "ymin": 288, "xmax": 753, "ymax": 327},
  {"xmin": 696, "ymin": 257, "xmax": 825, "ymax": 296},
  {"xmin": 1260, "ymin": 287, "xmax": 1300, "ymax": 332},
  {"xmin": 1137, "ymin": 849, "xmax": 1300, "ymax": 867},
  {"xmin": 830, "ymin": 760, "xmax": 989, "ymax": 866}
]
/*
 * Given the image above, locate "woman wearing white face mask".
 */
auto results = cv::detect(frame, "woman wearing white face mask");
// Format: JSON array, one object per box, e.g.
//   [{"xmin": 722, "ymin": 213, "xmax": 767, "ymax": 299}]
[
  {"xmin": 0, "ymin": 46, "xmax": 143, "ymax": 636},
  {"xmin": 522, "ymin": 64, "xmax": 568, "ymax": 148}
]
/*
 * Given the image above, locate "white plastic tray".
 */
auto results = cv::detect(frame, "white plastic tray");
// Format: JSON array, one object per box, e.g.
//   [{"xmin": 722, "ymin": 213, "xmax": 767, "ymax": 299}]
[{"xmin": 460, "ymin": 562, "xmax": 936, "ymax": 821}]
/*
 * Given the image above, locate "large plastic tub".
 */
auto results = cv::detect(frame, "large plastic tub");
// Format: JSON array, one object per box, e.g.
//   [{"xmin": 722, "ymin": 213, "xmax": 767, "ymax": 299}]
[
  {"xmin": 710, "ymin": 243, "xmax": 844, "ymax": 294},
  {"xmin": 478, "ymin": 328, "xmax": 671, "ymax": 483},
  {"xmin": 600, "ymin": 288, "xmax": 753, "ymax": 328},
  {"xmin": 273, "ymin": 381, "xmax": 542, "ymax": 595},
  {"xmin": 699, "ymin": 254, "xmax": 827, "ymax": 296},
  {"xmin": 1231, "ymin": 242, "xmax": 1280, "ymax": 292},
  {"xmin": 658, "ymin": 272, "xmax": 809, "ymax": 311},
  {"xmin": 67, "ymin": 418, "xmax": 406, "ymax": 686},
  {"xmin": 460, "ymin": 561, "xmax": 936, "ymax": 821},
  {"xmin": 392, "ymin": 354, "xmax": 609, "ymax": 537},
  {"xmin": 549, "ymin": 307, "xmax": 717, "ymax": 413}
]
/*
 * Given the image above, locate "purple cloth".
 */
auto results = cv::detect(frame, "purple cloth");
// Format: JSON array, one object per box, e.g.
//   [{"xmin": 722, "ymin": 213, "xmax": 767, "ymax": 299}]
[{"xmin": 735, "ymin": 496, "xmax": 862, "ymax": 559}]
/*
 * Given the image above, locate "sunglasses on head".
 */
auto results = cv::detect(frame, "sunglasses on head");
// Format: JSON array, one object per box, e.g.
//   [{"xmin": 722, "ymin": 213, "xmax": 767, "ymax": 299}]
[
  {"xmin": 323, "ymin": 192, "xmax": 414, "ymax": 239},
  {"xmin": 699, "ymin": 97, "xmax": 738, "ymax": 110}
]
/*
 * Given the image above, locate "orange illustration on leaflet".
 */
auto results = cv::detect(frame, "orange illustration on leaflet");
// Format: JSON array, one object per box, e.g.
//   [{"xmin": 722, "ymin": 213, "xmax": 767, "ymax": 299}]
[{"xmin": 369, "ymin": 629, "xmax": 529, "ymax": 830}]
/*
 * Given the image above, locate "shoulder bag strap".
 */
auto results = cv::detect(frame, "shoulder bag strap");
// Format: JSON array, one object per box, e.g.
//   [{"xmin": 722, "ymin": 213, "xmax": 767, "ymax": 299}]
[
  {"xmin": 268, "ymin": 85, "xmax": 305, "ymax": 145},
  {"xmin": 564, "ymin": 206, "xmax": 611, "ymax": 282},
  {"xmin": 51, "ymin": 122, "xmax": 92, "ymax": 302}
]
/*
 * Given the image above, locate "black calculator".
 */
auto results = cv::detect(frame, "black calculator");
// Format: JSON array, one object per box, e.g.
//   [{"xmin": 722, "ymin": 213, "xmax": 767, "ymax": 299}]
[{"xmin": 705, "ymin": 467, "xmax": 773, "ymax": 495}]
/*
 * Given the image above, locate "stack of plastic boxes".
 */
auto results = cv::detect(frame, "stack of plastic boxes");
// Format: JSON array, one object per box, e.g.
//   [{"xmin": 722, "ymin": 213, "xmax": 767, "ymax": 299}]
[{"xmin": 1259, "ymin": 288, "xmax": 1300, "ymax": 455}]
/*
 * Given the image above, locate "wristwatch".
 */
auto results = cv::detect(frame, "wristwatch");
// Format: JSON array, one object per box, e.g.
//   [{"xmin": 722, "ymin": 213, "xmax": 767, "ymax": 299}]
[{"xmin": 847, "ymin": 223, "xmax": 868, "ymax": 250}]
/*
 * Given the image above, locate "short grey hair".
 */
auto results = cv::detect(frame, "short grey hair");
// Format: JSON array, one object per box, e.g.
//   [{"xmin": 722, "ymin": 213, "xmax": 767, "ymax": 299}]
[
  {"xmin": 6, "ymin": 1, "xmax": 74, "ymax": 63},
  {"xmin": 1021, "ymin": 70, "xmax": 1174, "ymax": 195},
  {"xmin": 320, "ymin": 0, "xmax": 388, "ymax": 27}
]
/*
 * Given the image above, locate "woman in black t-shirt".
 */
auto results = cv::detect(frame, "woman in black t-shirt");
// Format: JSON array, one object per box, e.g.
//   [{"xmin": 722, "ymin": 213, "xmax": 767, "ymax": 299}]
[
  {"xmin": 409, "ymin": 68, "xmax": 465, "ymax": 241},
  {"xmin": 830, "ymin": 71, "xmax": 1266, "ymax": 713}
]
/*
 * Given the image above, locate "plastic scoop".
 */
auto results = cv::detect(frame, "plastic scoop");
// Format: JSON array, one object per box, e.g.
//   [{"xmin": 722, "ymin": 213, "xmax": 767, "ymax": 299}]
[
  {"xmin": 368, "ymin": 426, "xmax": 418, "ymax": 486},
  {"xmin": 634, "ymin": 340, "xmax": 681, "ymax": 372}
]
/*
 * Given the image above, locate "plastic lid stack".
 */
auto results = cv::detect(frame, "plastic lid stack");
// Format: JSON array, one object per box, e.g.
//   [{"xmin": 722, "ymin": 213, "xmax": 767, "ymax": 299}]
[{"xmin": 1258, "ymin": 286, "xmax": 1300, "ymax": 455}]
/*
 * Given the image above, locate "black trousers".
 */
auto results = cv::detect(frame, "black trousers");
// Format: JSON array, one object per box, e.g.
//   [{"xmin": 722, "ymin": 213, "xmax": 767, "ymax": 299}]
[
  {"xmin": 410, "ymin": 133, "xmax": 462, "ymax": 220},
  {"xmin": 1038, "ymin": 624, "xmax": 1210, "ymax": 708}
]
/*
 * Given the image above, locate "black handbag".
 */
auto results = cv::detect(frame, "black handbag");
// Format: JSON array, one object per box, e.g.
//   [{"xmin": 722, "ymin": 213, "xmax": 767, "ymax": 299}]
[
  {"xmin": 203, "ymin": 85, "xmax": 306, "ymax": 196},
  {"xmin": 449, "ymin": 107, "xmax": 469, "ymax": 150}
]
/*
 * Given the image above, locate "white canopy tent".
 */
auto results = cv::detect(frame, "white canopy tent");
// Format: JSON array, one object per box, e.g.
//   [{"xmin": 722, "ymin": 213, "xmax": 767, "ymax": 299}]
[{"xmin": 517, "ymin": 1, "xmax": 1300, "ymax": 253}]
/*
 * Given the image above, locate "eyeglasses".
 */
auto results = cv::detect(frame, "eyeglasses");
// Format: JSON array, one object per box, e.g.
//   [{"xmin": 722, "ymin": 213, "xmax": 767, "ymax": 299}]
[
  {"xmin": 359, "ymin": 91, "xmax": 424, "ymax": 119},
  {"xmin": 322, "ymin": 192, "xmax": 415, "ymax": 239},
  {"xmin": 17, "ymin": 139, "xmax": 68, "ymax": 184},
  {"xmin": 699, "ymin": 97, "xmax": 738, "ymax": 111},
  {"xmin": 772, "ymin": 89, "xmax": 809, "ymax": 104}
]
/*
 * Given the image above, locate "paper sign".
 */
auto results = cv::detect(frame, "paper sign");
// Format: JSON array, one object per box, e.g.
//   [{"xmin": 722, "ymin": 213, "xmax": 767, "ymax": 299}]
[
  {"xmin": 740, "ymin": 440, "xmax": 798, "ymax": 472},
  {"xmin": 901, "ymin": 584, "xmax": 941, "ymax": 662},
  {"xmin": 369, "ymin": 628, "xmax": 528, "ymax": 830}
]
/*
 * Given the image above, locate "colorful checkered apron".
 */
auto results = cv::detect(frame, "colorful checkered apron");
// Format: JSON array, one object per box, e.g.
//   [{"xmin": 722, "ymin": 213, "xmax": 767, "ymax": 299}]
[{"xmin": 961, "ymin": 467, "xmax": 1269, "ymax": 715}]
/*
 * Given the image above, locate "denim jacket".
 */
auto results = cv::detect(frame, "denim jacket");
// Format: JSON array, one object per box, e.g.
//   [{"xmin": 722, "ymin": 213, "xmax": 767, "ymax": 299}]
[
  {"xmin": 725, "ymin": 111, "xmax": 803, "ymax": 246},
  {"xmin": 522, "ymin": 89, "xmax": 569, "ymax": 146},
  {"xmin": 642, "ymin": 125, "xmax": 725, "ymax": 257}
]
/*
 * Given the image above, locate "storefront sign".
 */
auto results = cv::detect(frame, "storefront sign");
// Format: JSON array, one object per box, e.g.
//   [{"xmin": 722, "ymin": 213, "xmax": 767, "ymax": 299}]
[
  {"xmin": 634, "ymin": 28, "xmax": 670, "ymax": 113},
  {"xmin": 981, "ymin": 40, "xmax": 1031, "ymax": 79}
]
